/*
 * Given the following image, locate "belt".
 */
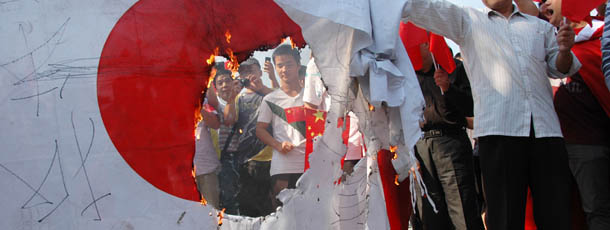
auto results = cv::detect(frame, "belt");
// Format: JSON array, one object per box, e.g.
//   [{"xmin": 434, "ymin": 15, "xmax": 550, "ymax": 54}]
[{"xmin": 421, "ymin": 128, "xmax": 465, "ymax": 139}]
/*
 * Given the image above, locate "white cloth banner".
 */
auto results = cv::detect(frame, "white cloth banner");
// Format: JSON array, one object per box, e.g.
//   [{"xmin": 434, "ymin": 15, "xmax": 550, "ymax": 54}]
[{"xmin": 275, "ymin": 0, "xmax": 434, "ymax": 224}]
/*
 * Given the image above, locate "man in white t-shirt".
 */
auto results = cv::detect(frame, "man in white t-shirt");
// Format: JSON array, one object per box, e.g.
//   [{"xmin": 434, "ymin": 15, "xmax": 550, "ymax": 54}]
[{"xmin": 256, "ymin": 44, "xmax": 305, "ymax": 209}]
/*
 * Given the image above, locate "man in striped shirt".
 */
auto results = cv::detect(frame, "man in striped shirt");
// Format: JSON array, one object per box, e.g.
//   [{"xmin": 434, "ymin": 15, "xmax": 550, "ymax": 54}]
[{"xmin": 402, "ymin": 0, "xmax": 581, "ymax": 229}]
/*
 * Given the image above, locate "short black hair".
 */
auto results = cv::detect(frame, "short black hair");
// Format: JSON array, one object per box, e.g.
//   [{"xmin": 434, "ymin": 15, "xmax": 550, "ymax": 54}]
[
  {"xmin": 272, "ymin": 44, "xmax": 300, "ymax": 65},
  {"xmin": 212, "ymin": 62, "xmax": 232, "ymax": 86}
]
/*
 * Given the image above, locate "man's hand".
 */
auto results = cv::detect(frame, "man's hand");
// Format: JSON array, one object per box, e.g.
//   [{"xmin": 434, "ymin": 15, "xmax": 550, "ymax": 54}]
[
  {"xmin": 557, "ymin": 20, "xmax": 575, "ymax": 53},
  {"xmin": 277, "ymin": 141, "xmax": 294, "ymax": 154},
  {"xmin": 434, "ymin": 68, "xmax": 450, "ymax": 93},
  {"xmin": 264, "ymin": 60, "xmax": 275, "ymax": 78}
]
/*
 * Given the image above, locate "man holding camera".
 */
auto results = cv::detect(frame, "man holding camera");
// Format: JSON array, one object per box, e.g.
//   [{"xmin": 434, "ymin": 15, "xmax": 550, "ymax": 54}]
[{"xmin": 223, "ymin": 57, "xmax": 277, "ymax": 216}]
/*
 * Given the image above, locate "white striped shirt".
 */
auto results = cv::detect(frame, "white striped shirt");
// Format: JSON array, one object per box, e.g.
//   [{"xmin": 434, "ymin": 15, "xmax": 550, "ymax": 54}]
[
  {"xmin": 602, "ymin": 0, "xmax": 610, "ymax": 90},
  {"xmin": 403, "ymin": 0, "xmax": 581, "ymax": 138}
]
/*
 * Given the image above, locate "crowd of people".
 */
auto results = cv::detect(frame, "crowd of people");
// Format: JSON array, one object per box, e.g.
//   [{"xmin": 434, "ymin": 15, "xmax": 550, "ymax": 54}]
[
  {"xmin": 192, "ymin": 45, "xmax": 365, "ymax": 217},
  {"xmin": 191, "ymin": 0, "xmax": 610, "ymax": 229}
]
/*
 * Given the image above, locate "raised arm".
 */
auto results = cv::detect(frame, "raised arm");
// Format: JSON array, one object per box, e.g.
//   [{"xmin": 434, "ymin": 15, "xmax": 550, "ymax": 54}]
[
  {"xmin": 402, "ymin": 0, "xmax": 470, "ymax": 45},
  {"xmin": 545, "ymin": 20, "xmax": 581, "ymax": 78},
  {"xmin": 264, "ymin": 60, "xmax": 280, "ymax": 89},
  {"xmin": 201, "ymin": 105, "xmax": 220, "ymax": 130}
]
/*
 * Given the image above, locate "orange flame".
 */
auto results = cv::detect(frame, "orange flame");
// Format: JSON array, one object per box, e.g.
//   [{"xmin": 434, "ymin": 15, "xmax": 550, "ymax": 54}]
[
  {"xmin": 394, "ymin": 174, "xmax": 400, "ymax": 186},
  {"xmin": 368, "ymin": 104, "xmax": 375, "ymax": 111},
  {"xmin": 206, "ymin": 47, "xmax": 220, "ymax": 65},
  {"xmin": 239, "ymin": 129, "xmax": 243, "ymax": 134},
  {"xmin": 290, "ymin": 39, "xmax": 296, "ymax": 49},
  {"xmin": 225, "ymin": 30, "xmax": 232, "ymax": 44},
  {"xmin": 200, "ymin": 196, "xmax": 208, "ymax": 206},
  {"xmin": 389, "ymin": 145, "xmax": 398, "ymax": 153},
  {"xmin": 194, "ymin": 98, "xmax": 203, "ymax": 139},
  {"xmin": 224, "ymin": 48, "xmax": 239, "ymax": 73},
  {"xmin": 280, "ymin": 37, "xmax": 297, "ymax": 49},
  {"xmin": 217, "ymin": 208, "xmax": 226, "ymax": 226},
  {"xmin": 192, "ymin": 166, "xmax": 197, "ymax": 178}
]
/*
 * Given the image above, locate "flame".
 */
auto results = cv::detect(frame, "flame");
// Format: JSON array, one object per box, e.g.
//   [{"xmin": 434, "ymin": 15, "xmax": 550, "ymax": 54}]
[
  {"xmin": 200, "ymin": 196, "xmax": 208, "ymax": 206},
  {"xmin": 206, "ymin": 47, "xmax": 220, "ymax": 65},
  {"xmin": 192, "ymin": 166, "xmax": 196, "ymax": 178},
  {"xmin": 225, "ymin": 30, "xmax": 232, "ymax": 44},
  {"xmin": 239, "ymin": 129, "xmax": 243, "ymax": 134},
  {"xmin": 368, "ymin": 104, "xmax": 375, "ymax": 111},
  {"xmin": 194, "ymin": 98, "xmax": 203, "ymax": 139},
  {"xmin": 390, "ymin": 145, "xmax": 397, "ymax": 153},
  {"xmin": 394, "ymin": 175, "xmax": 400, "ymax": 186},
  {"xmin": 280, "ymin": 37, "xmax": 297, "ymax": 49},
  {"xmin": 224, "ymin": 48, "xmax": 239, "ymax": 73},
  {"xmin": 217, "ymin": 208, "xmax": 226, "ymax": 226},
  {"xmin": 290, "ymin": 39, "xmax": 296, "ymax": 49}
]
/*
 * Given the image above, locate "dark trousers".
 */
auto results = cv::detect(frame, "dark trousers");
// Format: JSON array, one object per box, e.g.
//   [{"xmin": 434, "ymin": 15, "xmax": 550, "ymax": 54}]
[
  {"xmin": 478, "ymin": 134, "xmax": 572, "ymax": 230},
  {"xmin": 237, "ymin": 160, "xmax": 273, "ymax": 217},
  {"xmin": 270, "ymin": 173, "xmax": 302, "ymax": 210},
  {"xmin": 566, "ymin": 144, "xmax": 610, "ymax": 230},
  {"xmin": 412, "ymin": 131, "xmax": 484, "ymax": 230},
  {"xmin": 219, "ymin": 152, "xmax": 240, "ymax": 215}
]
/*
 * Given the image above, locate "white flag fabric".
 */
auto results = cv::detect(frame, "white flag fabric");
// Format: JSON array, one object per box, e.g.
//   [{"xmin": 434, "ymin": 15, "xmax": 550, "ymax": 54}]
[{"xmin": 275, "ymin": 0, "xmax": 434, "ymax": 225}]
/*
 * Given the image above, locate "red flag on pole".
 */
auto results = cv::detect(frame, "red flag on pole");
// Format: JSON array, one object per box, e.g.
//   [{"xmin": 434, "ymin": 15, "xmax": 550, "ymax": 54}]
[
  {"xmin": 429, "ymin": 33, "xmax": 456, "ymax": 74},
  {"xmin": 561, "ymin": 0, "xmax": 604, "ymax": 23},
  {"xmin": 399, "ymin": 22, "xmax": 455, "ymax": 73}
]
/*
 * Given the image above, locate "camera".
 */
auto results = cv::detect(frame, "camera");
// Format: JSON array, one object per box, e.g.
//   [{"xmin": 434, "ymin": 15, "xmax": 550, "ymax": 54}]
[{"xmin": 237, "ymin": 78, "xmax": 250, "ymax": 87}]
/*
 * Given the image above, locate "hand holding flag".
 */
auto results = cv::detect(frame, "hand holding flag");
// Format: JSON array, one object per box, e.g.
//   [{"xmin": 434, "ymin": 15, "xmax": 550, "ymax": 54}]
[{"xmin": 399, "ymin": 22, "xmax": 456, "ymax": 74}]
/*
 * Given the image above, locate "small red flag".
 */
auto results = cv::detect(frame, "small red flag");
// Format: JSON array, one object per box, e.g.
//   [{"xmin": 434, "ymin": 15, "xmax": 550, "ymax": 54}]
[
  {"xmin": 400, "ymin": 22, "xmax": 455, "ymax": 73},
  {"xmin": 284, "ymin": 106, "xmax": 305, "ymax": 123},
  {"xmin": 561, "ymin": 0, "xmax": 604, "ymax": 23},
  {"xmin": 400, "ymin": 22, "xmax": 428, "ymax": 70},
  {"xmin": 304, "ymin": 108, "xmax": 326, "ymax": 171},
  {"xmin": 429, "ymin": 33, "xmax": 456, "ymax": 74}
]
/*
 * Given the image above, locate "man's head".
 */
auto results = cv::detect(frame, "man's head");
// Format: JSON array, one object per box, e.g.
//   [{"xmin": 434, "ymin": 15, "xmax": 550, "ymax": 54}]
[
  {"xmin": 541, "ymin": 0, "xmax": 563, "ymax": 26},
  {"xmin": 213, "ymin": 63, "xmax": 234, "ymax": 101},
  {"xmin": 272, "ymin": 44, "xmax": 301, "ymax": 86},
  {"xmin": 238, "ymin": 58, "xmax": 264, "ymax": 91}
]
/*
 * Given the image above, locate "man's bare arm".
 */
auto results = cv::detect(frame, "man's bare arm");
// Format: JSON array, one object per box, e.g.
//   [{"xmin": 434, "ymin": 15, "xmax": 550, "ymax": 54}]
[
  {"xmin": 256, "ymin": 122, "xmax": 293, "ymax": 153},
  {"xmin": 201, "ymin": 108, "xmax": 220, "ymax": 129}
]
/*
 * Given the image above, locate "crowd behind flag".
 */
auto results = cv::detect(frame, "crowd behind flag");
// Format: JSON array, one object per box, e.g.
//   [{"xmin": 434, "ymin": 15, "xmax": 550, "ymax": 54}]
[{"xmin": 194, "ymin": 0, "xmax": 610, "ymax": 229}]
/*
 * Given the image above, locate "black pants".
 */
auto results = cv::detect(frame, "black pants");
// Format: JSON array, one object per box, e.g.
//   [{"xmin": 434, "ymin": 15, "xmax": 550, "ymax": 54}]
[
  {"xmin": 219, "ymin": 152, "xmax": 240, "ymax": 215},
  {"xmin": 412, "ymin": 130, "xmax": 484, "ymax": 230},
  {"xmin": 566, "ymin": 144, "xmax": 610, "ymax": 230},
  {"xmin": 478, "ymin": 134, "xmax": 572, "ymax": 230},
  {"xmin": 238, "ymin": 160, "xmax": 273, "ymax": 217}
]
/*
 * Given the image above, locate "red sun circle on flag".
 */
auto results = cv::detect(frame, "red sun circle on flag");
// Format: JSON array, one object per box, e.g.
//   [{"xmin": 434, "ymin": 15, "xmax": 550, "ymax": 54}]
[{"xmin": 97, "ymin": 0, "xmax": 304, "ymax": 201}]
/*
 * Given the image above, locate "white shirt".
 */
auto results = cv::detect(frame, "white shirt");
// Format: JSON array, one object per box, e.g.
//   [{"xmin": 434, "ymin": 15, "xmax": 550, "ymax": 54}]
[
  {"xmin": 303, "ymin": 58, "xmax": 331, "ymax": 111},
  {"xmin": 403, "ymin": 1, "xmax": 581, "ymax": 138},
  {"xmin": 193, "ymin": 105, "xmax": 220, "ymax": 176},
  {"xmin": 258, "ymin": 89, "xmax": 306, "ymax": 176}
]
